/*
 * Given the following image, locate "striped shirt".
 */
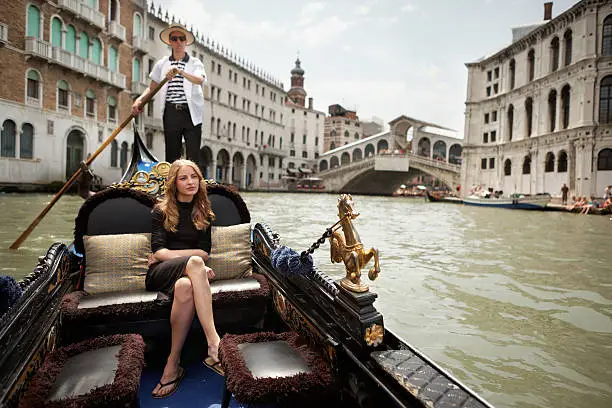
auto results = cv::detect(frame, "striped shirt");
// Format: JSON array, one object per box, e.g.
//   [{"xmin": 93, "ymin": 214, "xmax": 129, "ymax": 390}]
[{"xmin": 165, "ymin": 54, "xmax": 188, "ymax": 104}]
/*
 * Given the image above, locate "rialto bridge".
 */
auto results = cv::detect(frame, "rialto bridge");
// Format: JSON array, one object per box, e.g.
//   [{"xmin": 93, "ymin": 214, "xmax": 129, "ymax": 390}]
[{"xmin": 316, "ymin": 115, "xmax": 464, "ymax": 195}]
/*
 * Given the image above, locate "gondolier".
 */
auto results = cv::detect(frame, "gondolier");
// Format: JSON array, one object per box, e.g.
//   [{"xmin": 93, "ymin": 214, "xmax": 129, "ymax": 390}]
[{"xmin": 132, "ymin": 23, "xmax": 206, "ymax": 165}]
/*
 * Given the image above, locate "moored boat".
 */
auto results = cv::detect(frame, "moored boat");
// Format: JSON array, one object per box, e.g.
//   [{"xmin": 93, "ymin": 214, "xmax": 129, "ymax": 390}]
[
  {"xmin": 425, "ymin": 190, "xmax": 464, "ymax": 204},
  {"xmin": 0, "ymin": 130, "xmax": 495, "ymax": 408},
  {"xmin": 463, "ymin": 193, "xmax": 551, "ymax": 210}
]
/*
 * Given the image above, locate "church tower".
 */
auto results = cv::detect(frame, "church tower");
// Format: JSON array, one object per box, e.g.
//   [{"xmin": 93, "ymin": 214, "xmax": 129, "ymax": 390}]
[{"xmin": 287, "ymin": 58, "xmax": 307, "ymax": 107}]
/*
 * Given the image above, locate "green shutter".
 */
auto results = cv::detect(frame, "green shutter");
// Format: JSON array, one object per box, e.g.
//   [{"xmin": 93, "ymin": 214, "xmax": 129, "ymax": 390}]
[
  {"xmin": 79, "ymin": 32, "xmax": 89, "ymax": 58},
  {"xmin": 109, "ymin": 46, "xmax": 118, "ymax": 72},
  {"xmin": 132, "ymin": 59, "xmax": 141, "ymax": 83},
  {"xmin": 86, "ymin": 0, "xmax": 96, "ymax": 7},
  {"xmin": 27, "ymin": 70, "xmax": 40, "ymax": 81},
  {"xmin": 27, "ymin": 5, "xmax": 40, "ymax": 38},
  {"xmin": 133, "ymin": 14, "xmax": 142, "ymax": 37},
  {"xmin": 51, "ymin": 18, "xmax": 62, "ymax": 47},
  {"xmin": 108, "ymin": 96, "xmax": 117, "ymax": 106},
  {"xmin": 86, "ymin": 89, "xmax": 96, "ymax": 99},
  {"xmin": 91, "ymin": 38, "xmax": 101, "ymax": 64},
  {"xmin": 66, "ymin": 25, "xmax": 76, "ymax": 52},
  {"xmin": 58, "ymin": 80, "xmax": 69, "ymax": 90}
]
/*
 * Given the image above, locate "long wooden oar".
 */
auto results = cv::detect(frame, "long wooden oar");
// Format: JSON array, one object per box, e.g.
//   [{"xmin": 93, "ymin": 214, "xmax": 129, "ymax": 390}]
[{"xmin": 9, "ymin": 78, "xmax": 169, "ymax": 250}]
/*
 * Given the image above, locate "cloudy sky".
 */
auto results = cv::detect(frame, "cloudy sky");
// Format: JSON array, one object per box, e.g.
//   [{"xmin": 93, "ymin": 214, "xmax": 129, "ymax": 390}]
[{"xmin": 156, "ymin": 0, "xmax": 578, "ymax": 136}]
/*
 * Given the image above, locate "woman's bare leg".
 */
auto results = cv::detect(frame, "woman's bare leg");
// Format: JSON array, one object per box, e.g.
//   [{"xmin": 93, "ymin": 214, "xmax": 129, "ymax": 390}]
[
  {"xmin": 185, "ymin": 256, "xmax": 221, "ymax": 361},
  {"xmin": 152, "ymin": 277, "xmax": 195, "ymax": 397}
]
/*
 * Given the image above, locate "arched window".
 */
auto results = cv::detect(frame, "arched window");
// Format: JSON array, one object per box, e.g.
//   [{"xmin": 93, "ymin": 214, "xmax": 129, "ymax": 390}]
[
  {"xmin": 133, "ymin": 13, "xmax": 142, "ymax": 38},
  {"xmin": 330, "ymin": 141, "xmax": 336, "ymax": 150},
  {"xmin": 522, "ymin": 155, "xmax": 531, "ymax": 174},
  {"xmin": 1, "ymin": 120, "xmax": 16, "ymax": 157},
  {"xmin": 330, "ymin": 129, "xmax": 336, "ymax": 137},
  {"xmin": 352, "ymin": 149, "xmax": 362, "ymax": 161},
  {"xmin": 507, "ymin": 104, "xmax": 514, "ymax": 141},
  {"xmin": 525, "ymin": 98, "xmax": 533, "ymax": 137},
  {"xmin": 51, "ymin": 17, "xmax": 62, "ymax": 47},
  {"xmin": 504, "ymin": 159, "xmax": 512, "ymax": 176},
  {"xmin": 557, "ymin": 150, "xmax": 568, "ymax": 172},
  {"xmin": 564, "ymin": 30, "xmax": 572, "ymax": 66},
  {"xmin": 377, "ymin": 139, "xmax": 389, "ymax": 154},
  {"xmin": 365, "ymin": 144, "xmax": 375, "ymax": 157},
  {"xmin": 603, "ymin": 15, "xmax": 612, "ymax": 56},
  {"xmin": 449, "ymin": 144, "xmax": 462, "ymax": 164},
  {"xmin": 550, "ymin": 36, "xmax": 560, "ymax": 72},
  {"xmin": 330, "ymin": 156, "xmax": 339, "ymax": 168},
  {"xmin": 79, "ymin": 32, "xmax": 89, "ymax": 58},
  {"xmin": 26, "ymin": 70, "xmax": 41, "ymax": 101},
  {"xmin": 561, "ymin": 85, "xmax": 571, "ymax": 129},
  {"xmin": 433, "ymin": 140, "xmax": 446, "ymax": 160},
  {"xmin": 20, "ymin": 123, "xmax": 34, "ymax": 159},
  {"xmin": 58, "ymin": 80, "xmax": 69, "ymax": 109},
  {"xmin": 548, "ymin": 90, "xmax": 557, "ymax": 131},
  {"xmin": 527, "ymin": 49, "xmax": 535, "ymax": 81},
  {"xmin": 110, "ymin": 140, "xmax": 118, "ymax": 167},
  {"xmin": 344, "ymin": 130, "xmax": 349, "ymax": 137},
  {"xmin": 599, "ymin": 76, "xmax": 612, "ymax": 123},
  {"xmin": 544, "ymin": 152, "xmax": 555, "ymax": 172},
  {"xmin": 354, "ymin": 132, "xmax": 359, "ymax": 140},
  {"xmin": 341, "ymin": 152, "xmax": 350, "ymax": 165},
  {"xmin": 66, "ymin": 25, "xmax": 76, "ymax": 53},
  {"xmin": 319, "ymin": 160, "xmax": 328, "ymax": 171},
  {"xmin": 108, "ymin": 45, "xmax": 118, "ymax": 72},
  {"xmin": 598, "ymin": 148, "xmax": 612, "ymax": 170},
  {"xmin": 107, "ymin": 96, "xmax": 117, "ymax": 121},
  {"xmin": 85, "ymin": 89, "xmax": 96, "ymax": 118},
  {"xmin": 27, "ymin": 5, "xmax": 40, "ymax": 38},
  {"xmin": 417, "ymin": 138, "xmax": 431, "ymax": 157},
  {"xmin": 509, "ymin": 59, "xmax": 516, "ymax": 90},
  {"xmin": 91, "ymin": 37, "xmax": 102, "ymax": 64}
]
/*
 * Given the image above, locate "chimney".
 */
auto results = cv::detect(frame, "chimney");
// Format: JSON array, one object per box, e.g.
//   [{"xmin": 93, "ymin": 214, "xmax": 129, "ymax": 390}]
[
  {"xmin": 308, "ymin": 97, "xmax": 313, "ymax": 110},
  {"xmin": 544, "ymin": 2, "xmax": 553, "ymax": 21}
]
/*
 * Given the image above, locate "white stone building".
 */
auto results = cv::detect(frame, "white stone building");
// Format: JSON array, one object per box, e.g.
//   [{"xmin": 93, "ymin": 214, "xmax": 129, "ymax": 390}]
[{"xmin": 462, "ymin": 0, "xmax": 612, "ymax": 198}]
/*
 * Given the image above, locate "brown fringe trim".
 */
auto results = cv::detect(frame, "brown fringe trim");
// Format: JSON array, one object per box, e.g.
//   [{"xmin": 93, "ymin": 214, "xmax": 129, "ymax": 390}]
[
  {"xmin": 211, "ymin": 273, "xmax": 270, "ymax": 307},
  {"xmin": 18, "ymin": 334, "xmax": 145, "ymax": 408},
  {"xmin": 219, "ymin": 331, "xmax": 333, "ymax": 403},
  {"xmin": 73, "ymin": 188, "xmax": 156, "ymax": 254},
  {"xmin": 206, "ymin": 183, "xmax": 251, "ymax": 224}
]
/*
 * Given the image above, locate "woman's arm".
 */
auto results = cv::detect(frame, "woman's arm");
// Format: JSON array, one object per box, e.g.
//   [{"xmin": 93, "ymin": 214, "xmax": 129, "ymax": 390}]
[{"xmin": 153, "ymin": 248, "xmax": 208, "ymax": 262}]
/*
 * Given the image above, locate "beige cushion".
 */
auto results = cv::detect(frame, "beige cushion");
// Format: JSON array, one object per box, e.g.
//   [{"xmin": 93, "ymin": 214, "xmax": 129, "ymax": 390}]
[
  {"xmin": 207, "ymin": 223, "xmax": 252, "ymax": 281},
  {"xmin": 83, "ymin": 233, "xmax": 150, "ymax": 294}
]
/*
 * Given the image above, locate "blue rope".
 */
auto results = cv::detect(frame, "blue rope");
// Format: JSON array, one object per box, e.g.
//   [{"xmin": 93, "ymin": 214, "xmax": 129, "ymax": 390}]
[
  {"xmin": 0, "ymin": 275, "xmax": 23, "ymax": 316},
  {"xmin": 271, "ymin": 246, "xmax": 313, "ymax": 276}
]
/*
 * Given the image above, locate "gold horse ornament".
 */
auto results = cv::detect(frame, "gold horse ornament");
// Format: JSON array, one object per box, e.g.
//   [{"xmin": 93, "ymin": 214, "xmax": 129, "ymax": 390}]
[{"xmin": 330, "ymin": 194, "xmax": 381, "ymax": 293}]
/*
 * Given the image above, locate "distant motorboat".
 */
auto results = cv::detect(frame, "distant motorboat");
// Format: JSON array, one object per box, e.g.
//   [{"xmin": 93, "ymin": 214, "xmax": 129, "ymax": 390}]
[{"xmin": 463, "ymin": 193, "xmax": 551, "ymax": 210}]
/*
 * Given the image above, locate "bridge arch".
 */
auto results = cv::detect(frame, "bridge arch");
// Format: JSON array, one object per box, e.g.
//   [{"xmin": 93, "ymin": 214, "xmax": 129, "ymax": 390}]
[
  {"xmin": 377, "ymin": 139, "xmax": 389, "ymax": 153},
  {"xmin": 449, "ymin": 144, "xmax": 462, "ymax": 164},
  {"xmin": 433, "ymin": 140, "xmax": 447, "ymax": 161},
  {"xmin": 417, "ymin": 137, "xmax": 431, "ymax": 157},
  {"xmin": 365, "ymin": 143, "xmax": 375, "ymax": 158},
  {"xmin": 341, "ymin": 152, "xmax": 350, "ymax": 165},
  {"xmin": 330, "ymin": 156, "xmax": 339, "ymax": 168},
  {"xmin": 319, "ymin": 159, "xmax": 328, "ymax": 171},
  {"xmin": 352, "ymin": 148, "xmax": 362, "ymax": 162}
]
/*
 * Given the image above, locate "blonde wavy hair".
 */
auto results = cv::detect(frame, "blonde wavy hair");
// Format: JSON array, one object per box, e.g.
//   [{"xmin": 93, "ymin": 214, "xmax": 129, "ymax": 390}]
[{"xmin": 155, "ymin": 159, "xmax": 215, "ymax": 232}]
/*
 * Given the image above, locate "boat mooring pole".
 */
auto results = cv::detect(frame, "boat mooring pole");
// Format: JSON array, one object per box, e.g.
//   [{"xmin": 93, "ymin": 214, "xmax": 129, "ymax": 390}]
[{"xmin": 9, "ymin": 78, "xmax": 169, "ymax": 250}]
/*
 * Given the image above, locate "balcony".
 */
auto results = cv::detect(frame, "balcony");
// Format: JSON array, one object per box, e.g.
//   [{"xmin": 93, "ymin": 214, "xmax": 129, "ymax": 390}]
[
  {"xmin": 143, "ymin": 115, "xmax": 162, "ymax": 130},
  {"xmin": 58, "ymin": 0, "xmax": 105, "ymax": 30},
  {"xmin": 132, "ymin": 35, "xmax": 147, "ymax": 53},
  {"xmin": 258, "ymin": 145, "xmax": 286, "ymax": 157},
  {"xmin": 25, "ymin": 37, "xmax": 126, "ymax": 89},
  {"xmin": 131, "ymin": 81, "xmax": 148, "ymax": 95},
  {"xmin": 0, "ymin": 22, "xmax": 7, "ymax": 44},
  {"xmin": 108, "ymin": 21, "xmax": 126, "ymax": 42}
]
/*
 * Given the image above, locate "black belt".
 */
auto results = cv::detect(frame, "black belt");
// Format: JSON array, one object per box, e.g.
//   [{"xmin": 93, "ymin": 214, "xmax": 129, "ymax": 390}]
[{"xmin": 166, "ymin": 102, "xmax": 188, "ymax": 111}]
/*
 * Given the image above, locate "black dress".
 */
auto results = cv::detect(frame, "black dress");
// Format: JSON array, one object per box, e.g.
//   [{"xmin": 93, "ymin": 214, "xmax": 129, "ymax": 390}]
[{"xmin": 145, "ymin": 200, "xmax": 212, "ymax": 294}]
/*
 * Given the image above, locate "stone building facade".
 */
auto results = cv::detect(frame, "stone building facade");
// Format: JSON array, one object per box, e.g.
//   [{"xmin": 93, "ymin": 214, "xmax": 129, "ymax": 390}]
[
  {"xmin": 462, "ymin": 0, "xmax": 612, "ymax": 198},
  {"xmin": 323, "ymin": 104, "xmax": 362, "ymax": 152},
  {"xmin": 0, "ymin": 1, "xmax": 327, "ymax": 191}
]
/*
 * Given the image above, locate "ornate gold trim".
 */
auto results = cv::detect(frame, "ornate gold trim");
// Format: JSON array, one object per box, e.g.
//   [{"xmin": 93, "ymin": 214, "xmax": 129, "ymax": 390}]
[{"xmin": 364, "ymin": 323, "xmax": 384, "ymax": 347}]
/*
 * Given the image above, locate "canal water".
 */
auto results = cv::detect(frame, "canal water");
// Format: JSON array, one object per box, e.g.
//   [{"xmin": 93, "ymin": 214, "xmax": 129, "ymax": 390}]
[{"xmin": 0, "ymin": 192, "xmax": 610, "ymax": 408}]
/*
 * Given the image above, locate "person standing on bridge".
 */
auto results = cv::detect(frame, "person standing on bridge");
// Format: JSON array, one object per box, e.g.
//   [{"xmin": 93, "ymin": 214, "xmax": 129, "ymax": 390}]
[{"xmin": 131, "ymin": 23, "xmax": 206, "ymax": 166}]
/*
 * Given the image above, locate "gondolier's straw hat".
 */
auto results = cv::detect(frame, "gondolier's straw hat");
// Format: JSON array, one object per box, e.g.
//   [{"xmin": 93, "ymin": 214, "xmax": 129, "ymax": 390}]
[{"xmin": 159, "ymin": 23, "xmax": 195, "ymax": 46}]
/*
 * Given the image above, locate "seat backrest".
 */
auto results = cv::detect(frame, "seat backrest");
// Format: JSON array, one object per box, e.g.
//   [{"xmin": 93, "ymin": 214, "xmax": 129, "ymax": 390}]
[{"xmin": 207, "ymin": 184, "xmax": 250, "ymax": 226}]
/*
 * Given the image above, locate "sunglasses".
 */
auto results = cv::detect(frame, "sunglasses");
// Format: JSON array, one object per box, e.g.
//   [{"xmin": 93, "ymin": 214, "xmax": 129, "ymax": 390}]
[{"xmin": 170, "ymin": 35, "xmax": 186, "ymax": 42}]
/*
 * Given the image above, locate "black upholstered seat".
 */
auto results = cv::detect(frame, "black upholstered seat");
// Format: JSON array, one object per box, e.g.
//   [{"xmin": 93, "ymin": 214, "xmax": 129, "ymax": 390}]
[
  {"xmin": 18, "ymin": 334, "xmax": 145, "ymax": 408},
  {"xmin": 219, "ymin": 331, "xmax": 334, "ymax": 407}
]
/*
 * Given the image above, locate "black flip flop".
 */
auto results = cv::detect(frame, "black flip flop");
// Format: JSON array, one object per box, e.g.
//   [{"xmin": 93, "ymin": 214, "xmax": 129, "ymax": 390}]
[
  {"xmin": 204, "ymin": 356, "xmax": 225, "ymax": 376},
  {"xmin": 152, "ymin": 366, "xmax": 185, "ymax": 399}
]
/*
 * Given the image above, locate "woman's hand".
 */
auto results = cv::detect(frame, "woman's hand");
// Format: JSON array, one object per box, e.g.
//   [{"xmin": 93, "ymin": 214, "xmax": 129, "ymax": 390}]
[
  {"xmin": 205, "ymin": 266, "xmax": 215, "ymax": 280},
  {"xmin": 147, "ymin": 253, "xmax": 158, "ymax": 267}
]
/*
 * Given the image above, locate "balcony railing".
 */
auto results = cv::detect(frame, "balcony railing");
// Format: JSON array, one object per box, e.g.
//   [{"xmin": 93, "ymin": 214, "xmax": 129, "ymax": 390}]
[
  {"xmin": 108, "ymin": 21, "xmax": 126, "ymax": 41},
  {"xmin": 131, "ymin": 81, "xmax": 148, "ymax": 95},
  {"xmin": 58, "ymin": 0, "xmax": 105, "ymax": 30},
  {"xmin": 132, "ymin": 35, "xmax": 147, "ymax": 52},
  {"xmin": 26, "ymin": 37, "xmax": 126, "ymax": 89},
  {"xmin": 0, "ymin": 22, "xmax": 7, "ymax": 43}
]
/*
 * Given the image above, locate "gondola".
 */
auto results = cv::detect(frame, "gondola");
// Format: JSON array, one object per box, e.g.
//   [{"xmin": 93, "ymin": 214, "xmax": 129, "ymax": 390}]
[
  {"xmin": 0, "ymin": 129, "xmax": 495, "ymax": 408},
  {"xmin": 425, "ymin": 190, "xmax": 464, "ymax": 204}
]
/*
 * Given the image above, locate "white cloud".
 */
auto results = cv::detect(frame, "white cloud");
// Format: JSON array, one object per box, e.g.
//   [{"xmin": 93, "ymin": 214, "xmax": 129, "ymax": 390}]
[
  {"xmin": 355, "ymin": 5, "xmax": 371, "ymax": 16},
  {"xmin": 400, "ymin": 4, "xmax": 417, "ymax": 13},
  {"xmin": 291, "ymin": 16, "xmax": 354, "ymax": 47},
  {"xmin": 298, "ymin": 2, "xmax": 328, "ymax": 26}
]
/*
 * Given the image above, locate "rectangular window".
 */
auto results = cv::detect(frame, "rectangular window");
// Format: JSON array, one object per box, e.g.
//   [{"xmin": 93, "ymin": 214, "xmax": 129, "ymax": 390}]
[
  {"xmin": 302, "ymin": 151, "xmax": 308, "ymax": 158},
  {"xmin": 290, "ymin": 150, "xmax": 295, "ymax": 157},
  {"xmin": 303, "ymin": 134, "xmax": 307, "ymax": 144},
  {"xmin": 487, "ymin": 71, "xmax": 492, "ymax": 81},
  {"xmin": 290, "ymin": 133, "xmax": 294, "ymax": 143},
  {"xmin": 486, "ymin": 86, "xmax": 491, "ymax": 97},
  {"xmin": 494, "ymin": 67, "xmax": 499, "ymax": 79},
  {"xmin": 492, "ymin": 111, "xmax": 497, "ymax": 122},
  {"xmin": 148, "ymin": 58, "xmax": 155, "ymax": 74},
  {"xmin": 493, "ymin": 83, "xmax": 499, "ymax": 94},
  {"xmin": 489, "ymin": 157, "xmax": 495, "ymax": 169},
  {"xmin": 481, "ymin": 158, "xmax": 487, "ymax": 169},
  {"xmin": 27, "ymin": 79, "xmax": 39, "ymax": 99},
  {"xmin": 211, "ymin": 61, "xmax": 215, "ymax": 72},
  {"xmin": 484, "ymin": 113, "xmax": 489, "ymax": 124},
  {"xmin": 148, "ymin": 26, "xmax": 154, "ymax": 40},
  {"xmin": 217, "ymin": 64, "xmax": 221, "ymax": 75},
  {"xmin": 86, "ymin": 97, "xmax": 95, "ymax": 117},
  {"xmin": 490, "ymin": 130, "xmax": 496, "ymax": 142},
  {"xmin": 108, "ymin": 105, "xmax": 116, "ymax": 121},
  {"xmin": 315, "ymin": 137, "xmax": 318, "ymax": 146},
  {"xmin": 58, "ymin": 89, "xmax": 69, "ymax": 108},
  {"xmin": 483, "ymin": 132, "xmax": 488, "ymax": 143}
]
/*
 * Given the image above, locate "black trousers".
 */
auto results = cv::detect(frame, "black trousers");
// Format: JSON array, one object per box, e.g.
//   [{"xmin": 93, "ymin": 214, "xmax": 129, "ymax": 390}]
[{"xmin": 163, "ymin": 102, "xmax": 202, "ymax": 165}]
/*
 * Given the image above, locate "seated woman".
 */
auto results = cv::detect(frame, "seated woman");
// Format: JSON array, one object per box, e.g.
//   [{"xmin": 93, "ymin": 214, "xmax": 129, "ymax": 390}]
[{"xmin": 146, "ymin": 159, "xmax": 221, "ymax": 398}]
